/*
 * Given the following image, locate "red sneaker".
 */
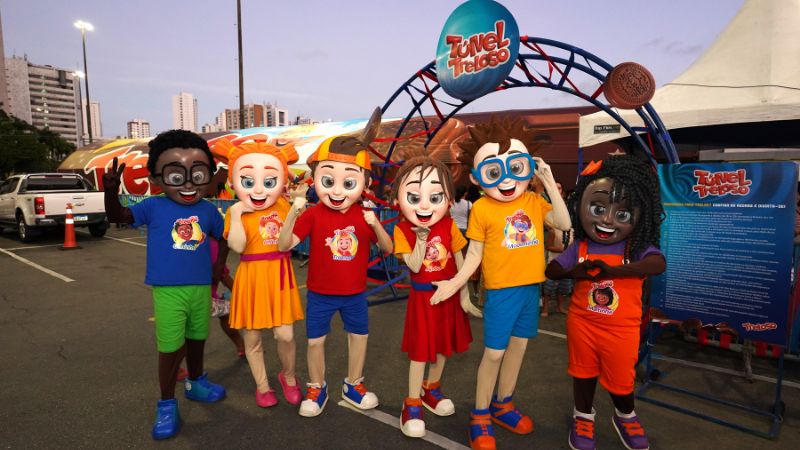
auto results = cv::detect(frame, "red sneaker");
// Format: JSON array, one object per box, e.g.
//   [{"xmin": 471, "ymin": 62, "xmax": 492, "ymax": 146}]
[
  {"xmin": 400, "ymin": 397, "xmax": 425, "ymax": 438},
  {"xmin": 421, "ymin": 380, "xmax": 455, "ymax": 416}
]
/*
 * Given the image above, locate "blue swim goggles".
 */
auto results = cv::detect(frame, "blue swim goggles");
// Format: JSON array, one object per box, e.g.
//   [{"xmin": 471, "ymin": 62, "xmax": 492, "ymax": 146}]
[{"xmin": 471, "ymin": 154, "xmax": 536, "ymax": 188}]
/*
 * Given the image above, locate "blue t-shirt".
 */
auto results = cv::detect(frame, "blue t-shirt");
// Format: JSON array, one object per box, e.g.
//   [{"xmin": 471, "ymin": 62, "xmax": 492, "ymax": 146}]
[{"xmin": 129, "ymin": 196, "xmax": 224, "ymax": 286}]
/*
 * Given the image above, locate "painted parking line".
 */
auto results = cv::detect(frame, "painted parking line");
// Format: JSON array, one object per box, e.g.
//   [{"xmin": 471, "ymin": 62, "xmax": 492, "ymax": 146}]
[
  {"xmin": 537, "ymin": 327, "xmax": 800, "ymax": 391},
  {"xmin": 538, "ymin": 329, "xmax": 566, "ymax": 340},
  {"xmin": 76, "ymin": 230, "xmax": 147, "ymax": 247},
  {"xmin": 337, "ymin": 400, "xmax": 470, "ymax": 450},
  {"xmin": 3, "ymin": 243, "xmax": 65, "ymax": 251},
  {"xmin": 0, "ymin": 247, "xmax": 75, "ymax": 283}
]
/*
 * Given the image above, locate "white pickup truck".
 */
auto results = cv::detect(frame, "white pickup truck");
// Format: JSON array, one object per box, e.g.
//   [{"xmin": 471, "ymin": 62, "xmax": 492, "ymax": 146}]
[{"xmin": 0, "ymin": 173, "xmax": 107, "ymax": 242}]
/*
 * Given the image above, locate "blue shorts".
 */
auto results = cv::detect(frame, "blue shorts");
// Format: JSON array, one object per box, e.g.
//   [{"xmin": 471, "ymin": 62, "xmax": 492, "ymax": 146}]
[
  {"xmin": 306, "ymin": 290, "xmax": 369, "ymax": 339},
  {"xmin": 483, "ymin": 284, "xmax": 540, "ymax": 350}
]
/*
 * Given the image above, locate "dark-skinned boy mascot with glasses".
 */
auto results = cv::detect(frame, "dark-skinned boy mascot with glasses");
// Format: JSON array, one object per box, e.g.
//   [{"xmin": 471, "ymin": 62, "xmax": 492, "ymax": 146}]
[{"xmin": 104, "ymin": 129, "xmax": 226, "ymax": 440}]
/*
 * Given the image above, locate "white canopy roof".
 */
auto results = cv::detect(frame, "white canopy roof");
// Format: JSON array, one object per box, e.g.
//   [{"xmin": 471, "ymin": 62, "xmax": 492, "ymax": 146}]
[{"xmin": 579, "ymin": 0, "xmax": 800, "ymax": 148}]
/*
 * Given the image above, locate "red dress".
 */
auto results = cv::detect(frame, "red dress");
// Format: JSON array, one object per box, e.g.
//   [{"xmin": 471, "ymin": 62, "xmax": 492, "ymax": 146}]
[{"xmin": 396, "ymin": 217, "xmax": 473, "ymax": 362}]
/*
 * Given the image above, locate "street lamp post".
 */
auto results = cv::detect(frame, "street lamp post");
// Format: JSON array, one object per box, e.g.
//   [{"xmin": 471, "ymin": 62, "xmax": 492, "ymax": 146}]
[
  {"xmin": 237, "ymin": 0, "xmax": 245, "ymax": 128},
  {"xmin": 74, "ymin": 20, "xmax": 94, "ymax": 145}
]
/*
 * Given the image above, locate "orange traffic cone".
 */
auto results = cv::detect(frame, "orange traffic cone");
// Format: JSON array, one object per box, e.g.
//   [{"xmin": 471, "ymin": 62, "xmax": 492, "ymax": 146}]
[{"xmin": 60, "ymin": 202, "xmax": 80, "ymax": 250}]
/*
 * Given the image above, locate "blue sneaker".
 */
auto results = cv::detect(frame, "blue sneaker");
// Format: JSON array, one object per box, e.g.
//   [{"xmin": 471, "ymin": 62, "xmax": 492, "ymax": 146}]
[
  {"xmin": 299, "ymin": 383, "xmax": 328, "ymax": 417},
  {"xmin": 184, "ymin": 372, "xmax": 226, "ymax": 403},
  {"xmin": 151, "ymin": 399, "xmax": 180, "ymax": 440},
  {"xmin": 342, "ymin": 377, "xmax": 379, "ymax": 410}
]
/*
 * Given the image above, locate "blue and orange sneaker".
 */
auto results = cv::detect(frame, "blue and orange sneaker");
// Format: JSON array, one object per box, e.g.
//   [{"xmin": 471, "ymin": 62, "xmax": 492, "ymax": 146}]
[
  {"xmin": 184, "ymin": 372, "xmax": 226, "ymax": 403},
  {"xmin": 612, "ymin": 412, "xmax": 649, "ymax": 450},
  {"xmin": 151, "ymin": 398, "xmax": 180, "ymax": 440},
  {"xmin": 299, "ymin": 382, "xmax": 328, "ymax": 417},
  {"xmin": 400, "ymin": 397, "xmax": 425, "ymax": 438},
  {"xmin": 421, "ymin": 380, "xmax": 455, "ymax": 416},
  {"xmin": 569, "ymin": 416, "xmax": 596, "ymax": 450},
  {"xmin": 342, "ymin": 377, "xmax": 379, "ymax": 410},
  {"xmin": 468, "ymin": 408, "xmax": 496, "ymax": 450},
  {"xmin": 489, "ymin": 395, "xmax": 533, "ymax": 434}
]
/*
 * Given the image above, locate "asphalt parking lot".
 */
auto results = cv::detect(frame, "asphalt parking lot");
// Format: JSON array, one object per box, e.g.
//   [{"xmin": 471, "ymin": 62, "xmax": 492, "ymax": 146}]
[{"xmin": 1, "ymin": 226, "xmax": 799, "ymax": 449}]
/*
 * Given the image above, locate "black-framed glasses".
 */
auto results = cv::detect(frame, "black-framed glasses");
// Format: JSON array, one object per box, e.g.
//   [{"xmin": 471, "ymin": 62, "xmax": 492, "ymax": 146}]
[{"xmin": 153, "ymin": 162, "xmax": 213, "ymax": 186}]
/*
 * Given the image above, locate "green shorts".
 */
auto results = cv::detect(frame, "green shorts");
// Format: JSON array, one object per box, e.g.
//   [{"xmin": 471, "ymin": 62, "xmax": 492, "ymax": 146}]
[{"xmin": 152, "ymin": 285, "xmax": 211, "ymax": 353}]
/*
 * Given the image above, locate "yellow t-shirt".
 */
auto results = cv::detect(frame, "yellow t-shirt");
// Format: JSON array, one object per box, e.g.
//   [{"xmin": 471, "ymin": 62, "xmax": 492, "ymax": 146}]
[
  {"xmin": 223, "ymin": 197, "xmax": 290, "ymax": 254},
  {"xmin": 466, "ymin": 191, "xmax": 553, "ymax": 289}
]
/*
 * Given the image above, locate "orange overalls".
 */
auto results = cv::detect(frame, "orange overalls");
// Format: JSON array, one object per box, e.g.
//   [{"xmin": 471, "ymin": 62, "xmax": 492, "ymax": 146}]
[{"xmin": 567, "ymin": 240, "xmax": 645, "ymax": 395}]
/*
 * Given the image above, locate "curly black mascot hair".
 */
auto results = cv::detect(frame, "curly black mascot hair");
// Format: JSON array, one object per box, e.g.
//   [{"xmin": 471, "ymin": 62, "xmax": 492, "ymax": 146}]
[{"xmin": 568, "ymin": 155, "xmax": 665, "ymax": 262}]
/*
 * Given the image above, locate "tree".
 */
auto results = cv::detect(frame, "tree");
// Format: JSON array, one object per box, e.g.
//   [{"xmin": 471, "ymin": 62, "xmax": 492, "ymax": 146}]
[{"xmin": 0, "ymin": 110, "xmax": 76, "ymax": 178}]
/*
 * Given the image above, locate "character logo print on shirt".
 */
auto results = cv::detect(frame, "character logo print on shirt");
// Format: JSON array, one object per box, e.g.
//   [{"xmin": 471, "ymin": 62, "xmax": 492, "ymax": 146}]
[
  {"xmin": 587, "ymin": 280, "xmax": 619, "ymax": 315},
  {"xmin": 422, "ymin": 236, "xmax": 449, "ymax": 272},
  {"xmin": 171, "ymin": 216, "xmax": 205, "ymax": 250},
  {"xmin": 325, "ymin": 226, "xmax": 359, "ymax": 261},
  {"xmin": 258, "ymin": 212, "xmax": 282, "ymax": 245},
  {"xmin": 502, "ymin": 209, "xmax": 538, "ymax": 249}
]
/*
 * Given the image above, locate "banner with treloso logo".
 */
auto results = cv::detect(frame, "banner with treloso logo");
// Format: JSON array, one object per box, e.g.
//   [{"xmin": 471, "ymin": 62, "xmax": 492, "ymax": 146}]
[{"xmin": 651, "ymin": 162, "xmax": 798, "ymax": 345}]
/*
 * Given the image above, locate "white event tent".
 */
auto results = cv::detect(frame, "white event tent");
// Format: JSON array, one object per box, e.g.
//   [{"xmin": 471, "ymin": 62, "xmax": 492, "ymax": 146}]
[{"xmin": 579, "ymin": 0, "xmax": 800, "ymax": 150}]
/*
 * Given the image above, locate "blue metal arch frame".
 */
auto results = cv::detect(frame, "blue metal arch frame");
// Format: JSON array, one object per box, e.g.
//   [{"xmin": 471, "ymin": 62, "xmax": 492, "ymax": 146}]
[{"xmin": 377, "ymin": 36, "xmax": 679, "ymax": 196}]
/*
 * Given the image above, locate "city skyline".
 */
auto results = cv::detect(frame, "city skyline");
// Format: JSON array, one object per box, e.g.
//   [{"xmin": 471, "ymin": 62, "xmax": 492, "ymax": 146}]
[{"xmin": 3, "ymin": 0, "xmax": 745, "ymax": 139}]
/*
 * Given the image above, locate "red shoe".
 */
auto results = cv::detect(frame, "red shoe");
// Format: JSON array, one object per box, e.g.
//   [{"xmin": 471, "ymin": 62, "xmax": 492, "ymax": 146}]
[
  {"xmin": 421, "ymin": 380, "xmax": 455, "ymax": 416},
  {"xmin": 490, "ymin": 395, "xmax": 534, "ymax": 434},
  {"xmin": 278, "ymin": 371, "xmax": 302, "ymax": 405},
  {"xmin": 400, "ymin": 397, "xmax": 425, "ymax": 438},
  {"xmin": 176, "ymin": 367, "xmax": 188, "ymax": 382},
  {"xmin": 255, "ymin": 388, "xmax": 278, "ymax": 408}
]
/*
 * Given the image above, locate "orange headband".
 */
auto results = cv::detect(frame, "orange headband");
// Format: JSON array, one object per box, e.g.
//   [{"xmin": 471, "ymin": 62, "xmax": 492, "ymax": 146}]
[{"xmin": 212, "ymin": 139, "xmax": 299, "ymax": 184}]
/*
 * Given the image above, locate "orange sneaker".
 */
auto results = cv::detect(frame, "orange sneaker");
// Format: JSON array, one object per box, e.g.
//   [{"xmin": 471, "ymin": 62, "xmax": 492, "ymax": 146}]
[
  {"xmin": 490, "ymin": 395, "xmax": 534, "ymax": 434},
  {"xmin": 468, "ymin": 409, "xmax": 496, "ymax": 450}
]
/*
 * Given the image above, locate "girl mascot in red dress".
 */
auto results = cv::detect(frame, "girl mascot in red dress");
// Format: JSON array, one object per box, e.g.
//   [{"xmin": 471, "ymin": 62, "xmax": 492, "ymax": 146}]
[{"xmin": 391, "ymin": 156, "xmax": 482, "ymax": 438}]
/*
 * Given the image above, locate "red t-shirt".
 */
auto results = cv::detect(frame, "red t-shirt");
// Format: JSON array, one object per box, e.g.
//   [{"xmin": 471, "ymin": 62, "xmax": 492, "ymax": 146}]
[
  {"xmin": 395, "ymin": 217, "xmax": 466, "ymax": 283},
  {"xmin": 293, "ymin": 203, "xmax": 377, "ymax": 295}
]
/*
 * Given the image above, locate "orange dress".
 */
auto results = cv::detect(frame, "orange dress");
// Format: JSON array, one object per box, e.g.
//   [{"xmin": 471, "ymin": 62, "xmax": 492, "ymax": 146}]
[{"xmin": 224, "ymin": 197, "xmax": 304, "ymax": 329}]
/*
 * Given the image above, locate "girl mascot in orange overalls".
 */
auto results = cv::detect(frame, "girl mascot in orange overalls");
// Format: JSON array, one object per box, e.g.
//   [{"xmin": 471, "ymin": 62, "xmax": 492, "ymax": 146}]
[{"xmin": 545, "ymin": 155, "xmax": 666, "ymax": 450}]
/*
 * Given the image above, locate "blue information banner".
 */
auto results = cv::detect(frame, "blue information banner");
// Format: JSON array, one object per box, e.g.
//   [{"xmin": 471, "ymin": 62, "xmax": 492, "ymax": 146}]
[{"xmin": 651, "ymin": 162, "xmax": 798, "ymax": 345}]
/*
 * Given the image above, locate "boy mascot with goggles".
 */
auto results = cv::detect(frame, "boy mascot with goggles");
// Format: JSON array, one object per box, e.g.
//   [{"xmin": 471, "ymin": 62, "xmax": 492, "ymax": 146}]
[{"xmin": 430, "ymin": 117, "xmax": 570, "ymax": 450}]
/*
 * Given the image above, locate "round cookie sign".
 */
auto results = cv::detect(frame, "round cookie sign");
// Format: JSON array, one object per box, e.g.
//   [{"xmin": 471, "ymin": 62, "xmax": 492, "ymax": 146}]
[{"xmin": 603, "ymin": 62, "xmax": 656, "ymax": 110}]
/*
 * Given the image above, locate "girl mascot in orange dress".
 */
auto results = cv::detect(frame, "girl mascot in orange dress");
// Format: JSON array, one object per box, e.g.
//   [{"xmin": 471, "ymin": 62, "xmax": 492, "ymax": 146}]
[
  {"xmin": 212, "ymin": 139, "xmax": 305, "ymax": 408},
  {"xmin": 546, "ymin": 155, "xmax": 666, "ymax": 450}
]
